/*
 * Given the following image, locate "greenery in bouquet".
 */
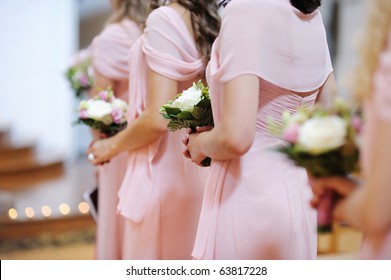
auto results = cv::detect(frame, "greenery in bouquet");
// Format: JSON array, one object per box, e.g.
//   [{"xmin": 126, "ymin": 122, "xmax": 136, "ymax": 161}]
[
  {"xmin": 66, "ymin": 49, "xmax": 94, "ymax": 98},
  {"xmin": 160, "ymin": 80, "xmax": 214, "ymax": 166},
  {"xmin": 267, "ymin": 99, "xmax": 363, "ymax": 232},
  {"xmin": 74, "ymin": 88, "xmax": 128, "ymax": 137}
]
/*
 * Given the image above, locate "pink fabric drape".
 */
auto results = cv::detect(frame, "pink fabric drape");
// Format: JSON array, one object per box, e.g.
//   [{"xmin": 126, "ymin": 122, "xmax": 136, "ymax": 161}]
[
  {"xmin": 91, "ymin": 18, "xmax": 141, "ymax": 260},
  {"xmin": 117, "ymin": 6, "xmax": 208, "ymax": 259}
]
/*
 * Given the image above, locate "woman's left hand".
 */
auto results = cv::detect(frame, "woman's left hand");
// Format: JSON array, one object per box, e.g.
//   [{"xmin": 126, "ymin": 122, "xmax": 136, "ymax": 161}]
[
  {"xmin": 86, "ymin": 137, "xmax": 117, "ymax": 166},
  {"xmin": 182, "ymin": 127, "xmax": 212, "ymax": 165},
  {"xmin": 186, "ymin": 133, "xmax": 208, "ymax": 167}
]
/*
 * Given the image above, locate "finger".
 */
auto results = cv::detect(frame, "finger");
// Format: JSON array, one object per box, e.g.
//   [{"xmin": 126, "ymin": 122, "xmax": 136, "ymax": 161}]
[
  {"xmin": 88, "ymin": 139, "xmax": 96, "ymax": 149},
  {"xmin": 182, "ymin": 149, "xmax": 191, "ymax": 159},
  {"xmin": 182, "ymin": 136, "xmax": 189, "ymax": 146},
  {"xmin": 191, "ymin": 158, "xmax": 204, "ymax": 167},
  {"xmin": 310, "ymin": 197, "xmax": 320, "ymax": 209},
  {"xmin": 196, "ymin": 126, "xmax": 213, "ymax": 133},
  {"xmin": 311, "ymin": 183, "xmax": 327, "ymax": 197},
  {"xmin": 315, "ymin": 177, "xmax": 356, "ymax": 197},
  {"xmin": 186, "ymin": 128, "xmax": 193, "ymax": 135}
]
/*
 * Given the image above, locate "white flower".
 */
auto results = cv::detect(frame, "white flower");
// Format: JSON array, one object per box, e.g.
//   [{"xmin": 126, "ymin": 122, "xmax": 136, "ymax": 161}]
[
  {"xmin": 297, "ymin": 115, "xmax": 347, "ymax": 154},
  {"xmin": 170, "ymin": 85, "xmax": 203, "ymax": 111},
  {"xmin": 111, "ymin": 98, "xmax": 128, "ymax": 112},
  {"xmin": 86, "ymin": 100, "xmax": 113, "ymax": 124}
]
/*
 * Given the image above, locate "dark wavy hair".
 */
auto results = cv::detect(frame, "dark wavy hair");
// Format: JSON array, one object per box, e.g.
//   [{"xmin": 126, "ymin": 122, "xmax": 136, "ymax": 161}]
[
  {"xmin": 290, "ymin": 0, "xmax": 322, "ymax": 14},
  {"xmin": 107, "ymin": 0, "xmax": 150, "ymax": 27},
  {"xmin": 149, "ymin": 0, "xmax": 221, "ymax": 64}
]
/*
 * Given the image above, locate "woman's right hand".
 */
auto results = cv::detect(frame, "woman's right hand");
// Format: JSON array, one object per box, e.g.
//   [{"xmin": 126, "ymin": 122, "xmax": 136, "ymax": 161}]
[
  {"xmin": 86, "ymin": 137, "xmax": 118, "ymax": 166},
  {"xmin": 309, "ymin": 176, "xmax": 359, "ymax": 209}
]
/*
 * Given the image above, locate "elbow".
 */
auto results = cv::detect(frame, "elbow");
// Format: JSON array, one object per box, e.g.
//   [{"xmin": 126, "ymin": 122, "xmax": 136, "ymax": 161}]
[
  {"xmin": 222, "ymin": 132, "xmax": 254, "ymax": 157},
  {"xmin": 145, "ymin": 112, "xmax": 168, "ymax": 135}
]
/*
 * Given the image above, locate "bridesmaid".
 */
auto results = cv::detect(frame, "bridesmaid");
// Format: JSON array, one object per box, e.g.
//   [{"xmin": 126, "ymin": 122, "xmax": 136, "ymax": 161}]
[
  {"xmin": 185, "ymin": 0, "xmax": 335, "ymax": 259},
  {"xmin": 310, "ymin": 0, "xmax": 391, "ymax": 260},
  {"xmin": 87, "ymin": 0, "xmax": 220, "ymax": 259},
  {"xmin": 87, "ymin": 0, "xmax": 149, "ymax": 260}
]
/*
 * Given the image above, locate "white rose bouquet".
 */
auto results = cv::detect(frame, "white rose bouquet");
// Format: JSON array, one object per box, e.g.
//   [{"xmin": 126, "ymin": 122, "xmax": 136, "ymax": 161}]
[
  {"xmin": 66, "ymin": 49, "xmax": 94, "ymax": 98},
  {"xmin": 75, "ymin": 87, "xmax": 128, "ymax": 136},
  {"xmin": 268, "ymin": 99, "xmax": 362, "ymax": 232},
  {"xmin": 160, "ymin": 80, "xmax": 214, "ymax": 166}
]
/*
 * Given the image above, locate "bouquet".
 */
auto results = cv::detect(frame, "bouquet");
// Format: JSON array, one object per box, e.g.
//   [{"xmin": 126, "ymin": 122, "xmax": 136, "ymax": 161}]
[
  {"xmin": 75, "ymin": 88, "xmax": 128, "ymax": 137},
  {"xmin": 66, "ymin": 49, "xmax": 94, "ymax": 97},
  {"xmin": 268, "ymin": 99, "xmax": 362, "ymax": 233},
  {"xmin": 160, "ymin": 80, "xmax": 214, "ymax": 166}
]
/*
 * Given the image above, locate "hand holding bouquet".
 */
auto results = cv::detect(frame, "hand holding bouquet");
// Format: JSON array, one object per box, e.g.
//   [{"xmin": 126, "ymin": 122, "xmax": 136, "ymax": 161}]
[
  {"xmin": 160, "ymin": 80, "xmax": 214, "ymax": 166},
  {"xmin": 66, "ymin": 49, "xmax": 94, "ymax": 97},
  {"xmin": 75, "ymin": 88, "xmax": 128, "ymax": 137},
  {"xmin": 268, "ymin": 98, "xmax": 362, "ymax": 232}
]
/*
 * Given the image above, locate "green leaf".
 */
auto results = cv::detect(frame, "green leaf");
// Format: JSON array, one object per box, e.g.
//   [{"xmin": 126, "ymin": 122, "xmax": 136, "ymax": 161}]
[
  {"xmin": 176, "ymin": 111, "xmax": 195, "ymax": 120},
  {"xmin": 163, "ymin": 106, "xmax": 181, "ymax": 117}
]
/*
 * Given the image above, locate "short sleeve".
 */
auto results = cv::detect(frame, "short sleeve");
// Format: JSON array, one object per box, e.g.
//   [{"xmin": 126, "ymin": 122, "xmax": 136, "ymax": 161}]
[
  {"xmin": 92, "ymin": 21, "xmax": 141, "ymax": 80},
  {"xmin": 214, "ymin": 0, "xmax": 332, "ymax": 92},
  {"xmin": 141, "ymin": 7, "xmax": 203, "ymax": 81}
]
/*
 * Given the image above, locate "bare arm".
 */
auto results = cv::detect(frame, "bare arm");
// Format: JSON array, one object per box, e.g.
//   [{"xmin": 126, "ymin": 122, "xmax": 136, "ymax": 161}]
[
  {"xmin": 315, "ymin": 72, "xmax": 337, "ymax": 107},
  {"xmin": 335, "ymin": 116, "xmax": 391, "ymax": 234},
  {"xmin": 87, "ymin": 69, "xmax": 176, "ymax": 164},
  {"xmin": 87, "ymin": 70, "xmax": 114, "ymax": 98},
  {"xmin": 187, "ymin": 74, "xmax": 259, "ymax": 164}
]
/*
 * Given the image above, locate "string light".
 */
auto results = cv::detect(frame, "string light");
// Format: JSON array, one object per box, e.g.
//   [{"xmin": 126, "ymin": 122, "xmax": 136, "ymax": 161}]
[
  {"xmin": 6, "ymin": 201, "xmax": 90, "ymax": 221},
  {"xmin": 78, "ymin": 202, "xmax": 90, "ymax": 214},
  {"xmin": 59, "ymin": 203, "xmax": 70, "ymax": 216},
  {"xmin": 41, "ymin": 205, "xmax": 52, "ymax": 217},
  {"xmin": 8, "ymin": 208, "xmax": 18, "ymax": 220},
  {"xmin": 25, "ymin": 207, "xmax": 35, "ymax": 218}
]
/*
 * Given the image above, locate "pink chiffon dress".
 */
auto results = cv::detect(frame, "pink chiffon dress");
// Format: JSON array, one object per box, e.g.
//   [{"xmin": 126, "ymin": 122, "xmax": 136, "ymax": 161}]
[
  {"xmin": 117, "ymin": 6, "xmax": 209, "ymax": 260},
  {"xmin": 360, "ymin": 29, "xmax": 391, "ymax": 260},
  {"xmin": 192, "ymin": 0, "xmax": 333, "ymax": 260},
  {"xmin": 91, "ymin": 19, "xmax": 142, "ymax": 260}
]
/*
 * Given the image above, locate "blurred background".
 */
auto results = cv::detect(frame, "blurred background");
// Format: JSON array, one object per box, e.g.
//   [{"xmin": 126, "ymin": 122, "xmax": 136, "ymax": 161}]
[{"xmin": 0, "ymin": 0, "xmax": 366, "ymax": 259}]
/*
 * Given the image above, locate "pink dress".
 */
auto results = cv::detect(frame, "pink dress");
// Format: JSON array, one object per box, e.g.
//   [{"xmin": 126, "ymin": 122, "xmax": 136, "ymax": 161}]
[
  {"xmin": 91, "ymin": 19, "xmax": 142, "ymax": 260},
  {"xmin": 360, "ymin": 29, "xmax": 391, "ymax": 260},
  {"xmin": 117, "ymin": 6, "xmax": 208, "ymax": 259},
  {"xmin": 192, "ymin": 0, "xmax": 333, "ymax": 260}
]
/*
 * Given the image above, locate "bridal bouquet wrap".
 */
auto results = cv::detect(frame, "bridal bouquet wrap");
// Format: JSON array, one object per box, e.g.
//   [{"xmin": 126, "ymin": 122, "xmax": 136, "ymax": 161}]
[
  {"xmin": 66, "ymin": 49, "xmax": 94, "ymax": 97},
  {"xmin": 160, "ymin": 80, "xmax": 214, "ymax": 166},
  {"xmin": 268, "ymin": 99, "xmax": 362, "ymax": 233},
  {"xmin": 75, "ymin": 88, "xmax": 128, "ymax": 136}
]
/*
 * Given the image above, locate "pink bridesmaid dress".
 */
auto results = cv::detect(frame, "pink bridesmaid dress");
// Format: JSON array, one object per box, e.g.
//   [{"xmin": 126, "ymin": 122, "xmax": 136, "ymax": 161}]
[
  {"xmin": 359, "ymin": 29, "xmax": 391, "ymax": 260},
  {"xmin": 91, "ymin": 19, "xmax": 142, "ymax": 260},
  {"xmin": 117, "ymin": 6, "xmax": 208, "ymax": 259},
  {"xmin": 192, "ymin": 0, "xmax": 333, "ymax": 260}
]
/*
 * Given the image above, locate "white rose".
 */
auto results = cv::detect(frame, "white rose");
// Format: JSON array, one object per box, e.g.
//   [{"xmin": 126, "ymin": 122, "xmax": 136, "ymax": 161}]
[
  {"xmin": 111, "ymin": 98, "xmax": 128, "ymax": 112},
  {"xmin": 297, "ymin": 115, "xmax": 347, "ymax": 154},
  {"xmin": 87, "ymin": 100, "xmax": 113, "ymax": 124},
  {"xmin": 171, "ymin": 86, "xmax": 203, "ymax": 111}
]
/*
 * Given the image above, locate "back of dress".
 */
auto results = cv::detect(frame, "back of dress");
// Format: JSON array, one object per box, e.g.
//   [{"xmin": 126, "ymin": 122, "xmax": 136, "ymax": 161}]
[
  {"xmin": 193, "ymin": 0, "xmax": 333, "ymax": 260},
  {"xmin": 90, "ymin": 18, "xmax": 142, "ymax": 260},
  {"xmin": 208, "ymin": 0, "xmax": 332, "ymax": 127}
]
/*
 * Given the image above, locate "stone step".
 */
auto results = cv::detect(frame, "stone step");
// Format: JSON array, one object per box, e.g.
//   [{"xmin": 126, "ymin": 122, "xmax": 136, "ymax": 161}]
[
  {"xmin": 0, "ymin": 152, "xmax": 65, "ymax": 190},
  {"xmin": 0, "ymin": 215, "xmax": 95, "ymax": 242},
  {"xmin": 0, "ymin": 140, "xmax": 36, "ymax": 163}
]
